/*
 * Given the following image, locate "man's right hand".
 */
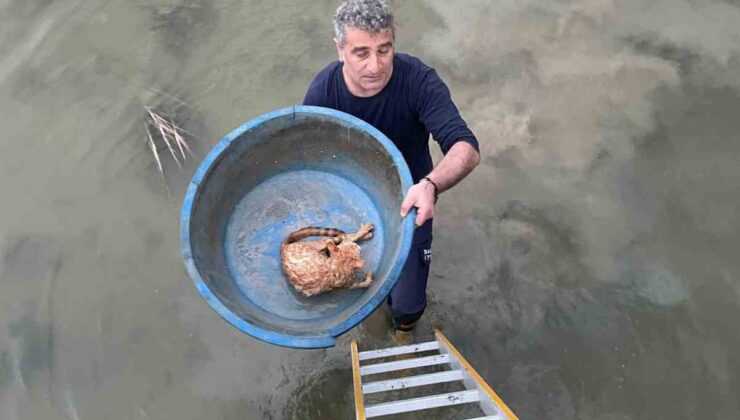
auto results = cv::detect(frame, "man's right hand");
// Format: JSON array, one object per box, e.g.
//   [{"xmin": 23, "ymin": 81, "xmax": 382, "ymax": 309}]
[{"xmin": 400, "ymin": 179, "xmax": 436, "ymax": 227}]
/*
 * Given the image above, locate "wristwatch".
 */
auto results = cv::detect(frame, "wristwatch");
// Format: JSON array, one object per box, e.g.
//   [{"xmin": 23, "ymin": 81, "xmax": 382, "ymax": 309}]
[{"xmin": 423, "ymin": 176, "xmax": 439, "ymax": 203}]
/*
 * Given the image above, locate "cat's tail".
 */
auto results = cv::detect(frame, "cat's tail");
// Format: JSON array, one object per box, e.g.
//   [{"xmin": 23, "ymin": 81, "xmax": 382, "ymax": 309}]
[{"xmin": 283, "ymin": 227, "xmax": 345, "ymax": 244}]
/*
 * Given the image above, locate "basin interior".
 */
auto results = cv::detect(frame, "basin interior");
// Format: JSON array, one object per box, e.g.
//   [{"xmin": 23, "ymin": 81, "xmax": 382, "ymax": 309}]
[{"xmin": 187, "ymin": 112, "xmax": 407, "ymax": 338}]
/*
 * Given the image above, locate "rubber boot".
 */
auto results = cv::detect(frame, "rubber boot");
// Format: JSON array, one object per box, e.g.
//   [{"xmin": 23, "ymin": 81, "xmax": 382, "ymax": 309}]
[{"xmin": 392, "ymin": 322, "xmax": 416, "ymax": 346}]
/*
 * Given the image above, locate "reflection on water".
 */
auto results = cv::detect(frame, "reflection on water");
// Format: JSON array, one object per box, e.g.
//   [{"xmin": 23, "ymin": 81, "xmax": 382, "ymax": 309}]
[{"xmin": 1, "ymin": 0, "xmax": 739, "ymax": 419}]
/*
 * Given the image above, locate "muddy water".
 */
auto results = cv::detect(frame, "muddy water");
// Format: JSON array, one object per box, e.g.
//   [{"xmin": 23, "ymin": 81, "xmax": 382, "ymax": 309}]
[{"xmin": 1, "ymin": 0, "xmax": 739, "ymax": 419}]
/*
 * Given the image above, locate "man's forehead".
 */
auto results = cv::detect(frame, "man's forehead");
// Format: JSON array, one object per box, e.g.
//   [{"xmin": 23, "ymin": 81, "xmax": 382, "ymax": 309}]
[{"xmin": 344, "ymin": 27, "xmax": 394, "ymax": 48}]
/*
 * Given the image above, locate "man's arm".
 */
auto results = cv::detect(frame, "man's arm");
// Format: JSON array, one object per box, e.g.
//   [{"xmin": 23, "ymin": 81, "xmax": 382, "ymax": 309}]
[
  {"xmin": 425, "ymin": 141, "xmax": 480, "ymax": 193},
  {"xmin": 401, "ymin": 64, "xmax": 481, "ymax": 226},
  {"xmin": 400, "ymin": 141, "xmax": 480, "ymax": 226}
]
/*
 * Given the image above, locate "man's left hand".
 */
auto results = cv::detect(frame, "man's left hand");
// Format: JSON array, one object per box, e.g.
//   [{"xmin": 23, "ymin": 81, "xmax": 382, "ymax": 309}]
[{"xmin": 400, "ymin": 179, "xmax": 436, "ymax": 227}]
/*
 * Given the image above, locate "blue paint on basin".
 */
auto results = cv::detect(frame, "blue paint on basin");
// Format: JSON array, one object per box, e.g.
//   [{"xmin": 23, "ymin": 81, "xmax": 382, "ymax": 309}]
[{"xmin": 180, "ymin": 105, "xmax": 415, "ymax": 348}]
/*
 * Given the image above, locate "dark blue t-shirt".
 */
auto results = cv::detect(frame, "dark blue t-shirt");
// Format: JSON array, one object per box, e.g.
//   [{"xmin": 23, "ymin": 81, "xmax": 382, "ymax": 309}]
[{"xmin": 303, "ymin": 53, "xmax": 479, "ymax": 183}]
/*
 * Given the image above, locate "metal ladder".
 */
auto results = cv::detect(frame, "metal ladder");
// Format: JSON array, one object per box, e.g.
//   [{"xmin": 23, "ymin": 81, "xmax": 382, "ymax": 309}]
[{"xmin": 351, "ymin": 328, "xmax": 518, "ymax": 419}]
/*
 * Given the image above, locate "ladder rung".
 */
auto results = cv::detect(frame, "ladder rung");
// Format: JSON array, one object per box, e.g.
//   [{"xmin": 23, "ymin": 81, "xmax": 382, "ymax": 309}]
[
  {"xmin": 358, "ymin": 341, "xmax": 439, "ymax": 361},
  {"xmin": 465, "ymin": 416, "xmax": 504, "ymax": 420},
  {"xmin": 365, "ymin": 389, "xmax": 481, "ymax": 418},
  {"xmin": 360, "ymin": 354, "xmax": 450, "ymax": 376},
  {"xmin": 363, "ymin": 370, "xmax": 464, "ymax": 394}
]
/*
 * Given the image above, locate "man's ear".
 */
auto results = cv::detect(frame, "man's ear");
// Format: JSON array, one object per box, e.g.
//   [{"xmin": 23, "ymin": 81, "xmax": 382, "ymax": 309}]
[{"xmin": 334, "ymin": 37, "xmax": 344, "ymax": 62}]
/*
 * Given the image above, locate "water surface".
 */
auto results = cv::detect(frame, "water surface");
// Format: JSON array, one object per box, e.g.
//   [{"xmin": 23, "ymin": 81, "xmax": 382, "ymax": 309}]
[{"xmin": 1, "ymin": 0, "xmax": 739, "ymax": 418}]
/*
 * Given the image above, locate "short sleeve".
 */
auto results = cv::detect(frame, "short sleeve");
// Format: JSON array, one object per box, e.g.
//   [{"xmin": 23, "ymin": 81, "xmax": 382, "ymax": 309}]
[{"xmin": 416, "ymin": 69, "xmax": 479, "ymax": 155}]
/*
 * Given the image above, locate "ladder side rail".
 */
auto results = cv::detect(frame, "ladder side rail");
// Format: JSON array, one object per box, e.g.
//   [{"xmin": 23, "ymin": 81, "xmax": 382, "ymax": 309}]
[
  {"xmin": 436, "ymin": 337, "xmax": 500, "ymax": 416},
  {"xmin": 435, "ymin": 329, "xmax": 519, "ymax": 420},
  {"xmin": 351, "ymin": 340, "xmax": 367, "ymax": 420}
]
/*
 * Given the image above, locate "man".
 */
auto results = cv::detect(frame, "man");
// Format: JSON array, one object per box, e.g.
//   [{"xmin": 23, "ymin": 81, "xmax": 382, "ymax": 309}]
[{"xmin": 303, "ymin": 0, "xmax": 480, "ymax": 343}]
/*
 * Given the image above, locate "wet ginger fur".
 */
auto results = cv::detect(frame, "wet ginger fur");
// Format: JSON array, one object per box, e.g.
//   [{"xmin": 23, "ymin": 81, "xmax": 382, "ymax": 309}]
[{"xmin": 280, "ymin": 223, "xmax": 374, "ymax": 297}]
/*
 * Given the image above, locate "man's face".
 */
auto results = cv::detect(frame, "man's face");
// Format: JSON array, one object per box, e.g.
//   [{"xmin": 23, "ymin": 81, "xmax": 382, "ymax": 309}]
[{"xmin": 336, "ymin": 27, "xmax": 394, "ymax": 97}]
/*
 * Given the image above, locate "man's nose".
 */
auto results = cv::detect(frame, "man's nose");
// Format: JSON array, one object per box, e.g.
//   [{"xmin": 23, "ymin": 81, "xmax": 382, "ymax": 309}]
[{"xmin": 367, "ymin": 54, "xmax": 380, "ymax": 73}]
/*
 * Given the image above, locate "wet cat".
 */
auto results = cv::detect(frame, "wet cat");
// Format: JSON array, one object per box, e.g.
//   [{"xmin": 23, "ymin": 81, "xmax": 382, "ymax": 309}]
[{"xmin": 280, "ymin": 223, "xmax": 374, "ymax": 297}]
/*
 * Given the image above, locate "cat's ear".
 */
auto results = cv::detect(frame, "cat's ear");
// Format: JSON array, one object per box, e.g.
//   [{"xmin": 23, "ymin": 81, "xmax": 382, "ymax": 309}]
[{"xmin": 326, "ymin": 240, "xmax": 339, "ymax": 254}]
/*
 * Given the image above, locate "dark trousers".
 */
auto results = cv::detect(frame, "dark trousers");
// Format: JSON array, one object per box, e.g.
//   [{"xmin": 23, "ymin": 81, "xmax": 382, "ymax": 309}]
[{"xmin": 387, "ymin": 219, "xmax": 432, "ymax": 329}]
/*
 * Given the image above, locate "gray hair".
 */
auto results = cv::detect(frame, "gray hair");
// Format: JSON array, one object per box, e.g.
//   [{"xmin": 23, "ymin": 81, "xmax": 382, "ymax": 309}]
[{"xmin": 333, "ymin": 0, "xmax": 395, "ymax": 47}]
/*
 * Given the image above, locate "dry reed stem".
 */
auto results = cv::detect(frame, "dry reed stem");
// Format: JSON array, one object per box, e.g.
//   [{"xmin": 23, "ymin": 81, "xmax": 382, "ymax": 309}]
[
  {"xmin": 152, "ymin": 110, "xmax": 192, "ymax": 158},
  {"xmin": 146, "ymin": 124, "xmax": 165, "ymax": 177},
  {"xmin": 156, "ymin": 117, "xmax": 194, "ymax": 159},
  {"xmin": 170, "ymin": 120, "xmax": 194, "ymax": 157},
  {"xmin": 144, "ymin": 104, "xmax": 193, "ymax": 200},
  {"xmin": 143, "ymin": 87, "xmax": 193, "ymax": 110},
  {"xmin": 146, "ymin": 107, "xmax": 182, "ymax": 167},
  {"xmin": 146, "ymin": 124, "xmax": 171, "ymax": 198}
]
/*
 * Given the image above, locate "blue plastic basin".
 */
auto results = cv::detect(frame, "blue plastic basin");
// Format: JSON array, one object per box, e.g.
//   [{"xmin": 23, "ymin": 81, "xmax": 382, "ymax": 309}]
[{"xmin": 180, "ymin": 105, "xmax": 414, "ymax": 348}]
